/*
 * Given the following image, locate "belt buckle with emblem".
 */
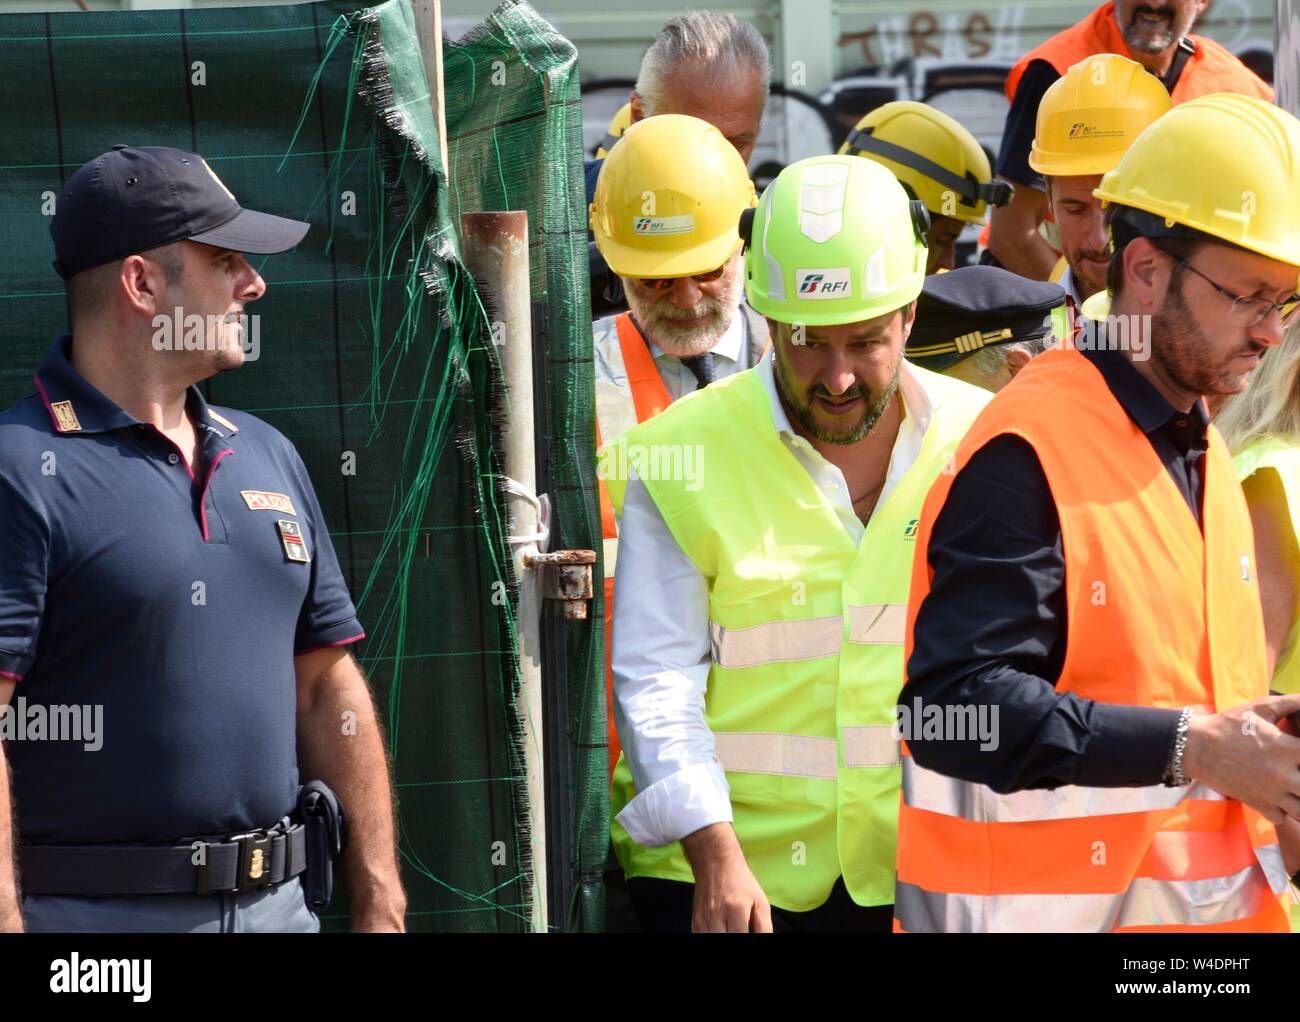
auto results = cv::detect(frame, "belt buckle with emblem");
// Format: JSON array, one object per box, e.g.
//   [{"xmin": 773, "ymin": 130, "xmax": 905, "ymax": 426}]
[
  {"xmin": 233, "ymin": 831, "xmax": 275, "ymax": 893},
  {"xmin": 277, "ymin": 519, "xmax": 311, "ymax": 563}
]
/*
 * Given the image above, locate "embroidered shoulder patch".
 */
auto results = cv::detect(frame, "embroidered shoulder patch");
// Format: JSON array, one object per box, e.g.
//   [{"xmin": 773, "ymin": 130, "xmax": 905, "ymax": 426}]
[
  {"xmin": 241, "ymin": 490, "xmax": 297, "ymax": 515},
  {"xmin": 50, "ymin": 400, "xmax": 81, "ymax": 433}
]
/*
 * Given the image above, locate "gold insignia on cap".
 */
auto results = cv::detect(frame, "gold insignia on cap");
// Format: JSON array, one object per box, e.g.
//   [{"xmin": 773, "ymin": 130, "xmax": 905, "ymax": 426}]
[
  {"xmin": 908, "ymin": 327, "xmax": 1014, "ymax": 358},
  {"xmin": 50, "ymin": 400, "xmax": 82, "ymax": 433},
  {"xmin": 201, "ymin": 159, "xmax": 237, "ymax": 202}
]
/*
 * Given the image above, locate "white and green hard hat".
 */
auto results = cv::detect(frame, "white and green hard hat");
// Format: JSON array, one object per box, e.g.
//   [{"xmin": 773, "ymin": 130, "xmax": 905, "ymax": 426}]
[{"xmin": 743, "ymin": 154, "xmax": 929, "ymax": 326}]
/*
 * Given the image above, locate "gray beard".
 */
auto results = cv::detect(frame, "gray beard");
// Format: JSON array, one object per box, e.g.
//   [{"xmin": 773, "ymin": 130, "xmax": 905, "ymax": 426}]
[{"xmin": 623, "ymin": 266, "xmax": 743, "ymax": 358}]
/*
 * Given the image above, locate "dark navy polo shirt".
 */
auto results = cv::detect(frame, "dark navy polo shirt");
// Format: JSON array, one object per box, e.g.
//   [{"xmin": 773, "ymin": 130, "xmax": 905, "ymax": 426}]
[{"xmin": 0, "ymin": 335, "xmax": 364, "ymax": 845}]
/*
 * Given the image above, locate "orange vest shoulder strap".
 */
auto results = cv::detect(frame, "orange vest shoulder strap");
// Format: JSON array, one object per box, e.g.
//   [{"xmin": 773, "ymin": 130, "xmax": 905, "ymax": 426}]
[
  {"xmin": 613, "ymin": 312, "xmax": 672, "ymax": 424},
  {"xmin": 1172, "ymin": 34, "xmax": 1275, "ymax": 103}
]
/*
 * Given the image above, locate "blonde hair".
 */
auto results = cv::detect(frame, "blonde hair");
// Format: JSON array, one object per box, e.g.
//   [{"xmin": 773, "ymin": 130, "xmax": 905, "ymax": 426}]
[{"xmin": 1217, "ymin": 317, "xmax": 1300, "ymax": 451}]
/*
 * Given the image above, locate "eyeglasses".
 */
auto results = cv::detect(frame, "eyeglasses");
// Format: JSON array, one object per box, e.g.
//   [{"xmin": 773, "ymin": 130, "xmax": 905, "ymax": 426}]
[
  {"xmin": 636, "ymin": 265, "xmax": 728, "ymax": 291},
  {"xmin": 1169, "ymin": 256, "xmax": 1299, "ymax": 327}
]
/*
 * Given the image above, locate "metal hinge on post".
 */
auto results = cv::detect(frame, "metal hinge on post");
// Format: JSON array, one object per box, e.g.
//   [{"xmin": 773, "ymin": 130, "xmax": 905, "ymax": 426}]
[{"xmin": 524, "ymin": 549, "xmax": 596, "ymax": 620}]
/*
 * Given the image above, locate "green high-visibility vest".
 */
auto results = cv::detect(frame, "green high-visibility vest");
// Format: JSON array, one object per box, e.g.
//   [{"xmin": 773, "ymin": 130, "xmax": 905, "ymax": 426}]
[
  {"xmin": 1051, "ymin": 302, "xmax": 1069, "ymax": 344},
  {"xmin": 1234, "ymin": 436, "xmax": 1300, "ymax": 696},
  {"xmin": 606, "ymin": 363, "xmax": 989, "ymax": 911}
]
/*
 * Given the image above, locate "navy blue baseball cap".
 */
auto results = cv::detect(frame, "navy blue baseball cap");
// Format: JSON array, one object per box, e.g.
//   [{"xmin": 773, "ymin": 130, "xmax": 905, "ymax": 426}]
[{"xmin": 50, "ymin": 144, "xmax": 310, "ymax": 279}]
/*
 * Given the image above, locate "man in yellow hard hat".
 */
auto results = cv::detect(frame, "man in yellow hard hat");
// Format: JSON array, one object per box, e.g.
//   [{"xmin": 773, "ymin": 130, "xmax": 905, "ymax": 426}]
[
  {"xmin": 1027, "ymin": 53, "xmax": 1171, "ymax": 321},
  {"xmin": 987, "ymin": 1, "xmax": 1272, "ymax": 279},
  {"xmin": 896, "ymin": 93, "xmax": 1300, "ymax": 932},
  {"xmin": 590, "ymin": 113, "xmax": 763, "ymax": 783},
  {"xmin": 840, "ymin": 101, "xmax": 1011, "ymax": 275},
  {"xmin": 585, "ymin": 12, "xmax": 770, "ymax": 319}
]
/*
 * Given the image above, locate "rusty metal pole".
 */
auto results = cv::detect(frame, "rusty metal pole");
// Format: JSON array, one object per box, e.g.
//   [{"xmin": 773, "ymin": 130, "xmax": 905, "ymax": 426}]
[
  {"xmin": 1278, "ymin": 0, "xmax": 1300, "ymax": 116},
  {"xmin": 459, "ymin": 212, "xmax": 547, "ymax": 933}
]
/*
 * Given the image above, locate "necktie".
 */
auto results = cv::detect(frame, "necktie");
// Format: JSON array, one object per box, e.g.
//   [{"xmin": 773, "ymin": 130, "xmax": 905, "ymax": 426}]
[{"xmin": 680, "ymin": 352, "xmax": 716, "ymax": 391}]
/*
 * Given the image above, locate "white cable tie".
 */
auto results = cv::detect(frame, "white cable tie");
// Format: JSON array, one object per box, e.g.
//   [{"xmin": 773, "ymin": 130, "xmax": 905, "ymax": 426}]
[{"xmin": 504, "ymin": 476, "xmax": 550, "ymax": 549}]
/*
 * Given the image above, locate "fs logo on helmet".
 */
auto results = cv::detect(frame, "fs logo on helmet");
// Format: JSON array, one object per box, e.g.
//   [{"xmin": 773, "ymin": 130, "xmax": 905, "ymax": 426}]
[
  {"xmin": 632, "ymin": 214, "xmax": 695, "ymax": 236},
  {"xmin": 795, "ymin": 268, "xmax": 852, "ymax": 299}
]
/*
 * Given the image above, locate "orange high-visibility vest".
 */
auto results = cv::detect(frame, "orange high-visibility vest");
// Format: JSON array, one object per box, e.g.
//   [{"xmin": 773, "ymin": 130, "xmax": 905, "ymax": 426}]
[
  {"xmin": 1005, "ymin": 2, "xmax": 1274, "ymax": 105},
  {"xmin": 594, "ymin": 312, "xmax": 671, "ymax": 778},
  {"xmin": 895, "ymin": 346, "xmax": 1289, "ymax": 933}
]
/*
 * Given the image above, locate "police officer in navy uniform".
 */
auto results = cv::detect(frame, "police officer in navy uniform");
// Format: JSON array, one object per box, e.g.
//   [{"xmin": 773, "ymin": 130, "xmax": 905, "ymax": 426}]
[
  {"xmin": 904, "ymin": 265, "xmax": 1066, "ymax": 393},
  {"xmin": 0, "ymin": 146, "xmax": 406, "ymax": 932}
]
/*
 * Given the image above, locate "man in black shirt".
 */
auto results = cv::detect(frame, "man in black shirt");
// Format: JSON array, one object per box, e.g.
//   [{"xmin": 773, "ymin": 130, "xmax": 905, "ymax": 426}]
[{"xmin": 897, "ymin": 93, "xmax": 1300, "ymax": 932}]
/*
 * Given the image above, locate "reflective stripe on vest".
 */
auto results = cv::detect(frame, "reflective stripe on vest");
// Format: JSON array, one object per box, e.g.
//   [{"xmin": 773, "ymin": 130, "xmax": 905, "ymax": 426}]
[
  {"xmin": 610, "ymin": 362, "xmax": 990, "ymax": 911},
  {"xmin": 713, "ymin": 725, "xmax": 901, "ymax": 780},
  {"xmin": 903, "ymin": 755, "xmax": 1230, "ymax": 821},
  {"xmin": 895, "ymin": 347, "xmax": 1287, "ymax": 933},
  {"xmin": 896, "ymin": 850, "xmax": 1284, "ymax": 933},
  {"xmin": 709, "ymin": 604, "xmax": 908, "ymax": 668}
]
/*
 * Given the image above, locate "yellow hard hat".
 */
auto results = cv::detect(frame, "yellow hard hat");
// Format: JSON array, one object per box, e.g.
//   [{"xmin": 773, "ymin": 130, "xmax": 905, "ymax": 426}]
[
  {"xmin": 595, "ymin": 102, "xmax": 632, "ymax": 160},
  {"xmin": 1029, "ymin": 53, "xmax": 1172, "ymax": 177},
  {"xmin": 590, "ymin": 113, "xmax": 757, "ymax": 279},
  {"xmin": 838, "ymin": 101, "xmax": 1011, "ymax": 225},
  {"xmin": 1094, "ymin": 92, "xmax": 1300, "ymax": 271}
]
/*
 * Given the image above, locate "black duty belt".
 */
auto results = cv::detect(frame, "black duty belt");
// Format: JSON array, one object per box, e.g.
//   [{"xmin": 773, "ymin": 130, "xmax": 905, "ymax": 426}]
[{"xmin": 19, "ymin": 823, "xmax": 307, "ymax": 897}]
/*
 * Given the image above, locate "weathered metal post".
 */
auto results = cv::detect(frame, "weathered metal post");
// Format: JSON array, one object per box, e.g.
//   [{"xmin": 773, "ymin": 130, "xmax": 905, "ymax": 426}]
[{"xmin": 459, "ymin": 212, "xmax": 548, "ymax": 934}]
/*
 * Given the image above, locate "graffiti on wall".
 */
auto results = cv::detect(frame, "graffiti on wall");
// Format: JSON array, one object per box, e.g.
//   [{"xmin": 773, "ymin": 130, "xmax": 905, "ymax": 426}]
[
  {"xmin": 825, "ymin": 2, "xmax": 1277, "ymax": 161},
  {"xmin": 840, "ymin": 6, "xmax": 1029, "ymax": 70}
]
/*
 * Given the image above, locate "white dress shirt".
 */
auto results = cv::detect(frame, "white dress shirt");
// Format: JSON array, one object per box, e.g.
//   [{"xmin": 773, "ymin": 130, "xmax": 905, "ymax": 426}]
[
  {"xmin": 1059, "ymin": 265, "xmax": 1090, "ymax": 309},
  {"xmin": 645, "ymin": 309, "xmax": 753, "ymax": 400},
  {"xmin": 611, "ymin": 354, "xmax": 935, "ymax": 848},
  {"xmin": 1058, "ymin": 265, "xmax": 1096, "ymax": 337}
]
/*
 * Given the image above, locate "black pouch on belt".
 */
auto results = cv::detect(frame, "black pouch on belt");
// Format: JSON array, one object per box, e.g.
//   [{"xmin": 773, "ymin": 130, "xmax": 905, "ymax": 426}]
[{"xmin": 297, "ymin": 780, "xmax": 346, "ymax": 911}]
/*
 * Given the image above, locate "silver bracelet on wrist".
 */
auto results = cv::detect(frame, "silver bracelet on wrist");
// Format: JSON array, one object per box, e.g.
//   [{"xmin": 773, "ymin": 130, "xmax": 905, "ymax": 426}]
[{"xmin": 1163, "ymin": 706, "xmax": 1193, "ymax": 787}]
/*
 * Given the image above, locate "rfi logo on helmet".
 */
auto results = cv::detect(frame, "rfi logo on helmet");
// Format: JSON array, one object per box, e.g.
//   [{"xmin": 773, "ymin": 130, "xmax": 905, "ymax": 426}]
[
  {"xmin": 632, "ymin": 214, "xmax": 695, "ymax": 236},
  {"xmin": 796, "ymin": 268, "xmax": 851, "ymax": 300},
  {"xmin": 1068, "ymin": 122, "xmax": 1123, "ymax": 140}
]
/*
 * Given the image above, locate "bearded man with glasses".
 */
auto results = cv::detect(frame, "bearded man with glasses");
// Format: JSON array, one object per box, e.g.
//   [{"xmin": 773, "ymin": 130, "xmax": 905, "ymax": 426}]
[
  {"xmin": 588, "ymin": 114, "xmax": 767, "ymax": 784},
  {"xmin": 896, "ymin": 94, "xmax": 1300, "ymax": 933}
]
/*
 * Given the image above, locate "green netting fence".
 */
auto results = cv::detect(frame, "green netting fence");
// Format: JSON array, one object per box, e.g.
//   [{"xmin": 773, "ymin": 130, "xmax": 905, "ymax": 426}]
[{"xmin": 0, "ymin": 0, "xmax": 604, "ymax": 932}]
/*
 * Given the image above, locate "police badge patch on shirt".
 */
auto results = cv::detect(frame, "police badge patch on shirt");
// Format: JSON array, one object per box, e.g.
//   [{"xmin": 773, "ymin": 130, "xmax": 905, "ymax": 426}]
[{"xmin": 277, "ymin": 519, "xmax": 311, "ymax": 563}]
